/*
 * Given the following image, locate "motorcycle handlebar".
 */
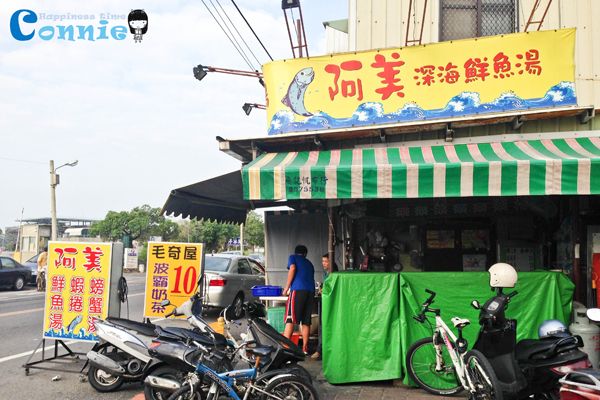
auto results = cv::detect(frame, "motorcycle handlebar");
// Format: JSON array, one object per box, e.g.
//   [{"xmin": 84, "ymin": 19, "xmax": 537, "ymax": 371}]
[{"xmin": 507, "ymin": 290, "xmax": 518, "ymax": 299}]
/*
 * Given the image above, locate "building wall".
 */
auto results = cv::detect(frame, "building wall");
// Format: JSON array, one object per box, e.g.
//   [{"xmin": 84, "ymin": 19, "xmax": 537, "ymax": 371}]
[
  {"xmin": 341, "ymin": 0, "xmax": 600, "ymax": 109},
  {"xmin": 325, "ymin": 25, "xmax": 349, "ymax": 53}
]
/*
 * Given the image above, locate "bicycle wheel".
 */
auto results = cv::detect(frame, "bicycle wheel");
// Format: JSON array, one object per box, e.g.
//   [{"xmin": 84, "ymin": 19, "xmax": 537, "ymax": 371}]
[
  {"xmin": 166, "ymin": 383, "xmax": 202, "ymax": 400},
  {"xmin": 406, "ymin": 337, "xmax": 463, "ymax": 396},
  {"xmin": 465, "ymin": 349, "xmax": 503, "ymax": 400},
  {"xmin": 260, "ymin": 375, "xmax": 319, "ymax": 400}
]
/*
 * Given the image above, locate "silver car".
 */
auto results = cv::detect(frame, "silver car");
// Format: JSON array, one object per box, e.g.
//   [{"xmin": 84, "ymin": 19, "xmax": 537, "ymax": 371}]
[{"xmin": 203, "ymin": 254, "xmax": 265, "ymax": 317}]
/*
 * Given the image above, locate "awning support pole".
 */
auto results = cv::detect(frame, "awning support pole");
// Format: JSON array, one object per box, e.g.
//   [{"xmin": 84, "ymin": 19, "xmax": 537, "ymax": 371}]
[{"xmin": 328, "ymin": 204, "xmax": 335, "ymax": 272}]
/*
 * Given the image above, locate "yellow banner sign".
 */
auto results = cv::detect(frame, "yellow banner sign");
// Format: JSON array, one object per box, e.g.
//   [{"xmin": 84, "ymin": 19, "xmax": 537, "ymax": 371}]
[
  {"xmin": 43, "ymin": 242, "xmax": 112, "ymax": 342},
  {"xmin": 143, "ymin": 242, "xmax": 203, "ymax": 318},
  {"xmin": 265, "ymin": 29, "xmax": 576, "ymax": 135}
]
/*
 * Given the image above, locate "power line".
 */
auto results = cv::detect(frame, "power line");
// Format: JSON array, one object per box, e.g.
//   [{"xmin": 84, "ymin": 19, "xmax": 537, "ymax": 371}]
[
  {"xmin": 230, "ymin": 0, "xmax": 274, "ymax": 61},
  {"xmin": 200, "ymin": 0, "xmax": 255, "ymax": 70},
  {"xmin": 0, "ymin": 156, "xmax": 46, "ymax": 165},
  {"xmin": 208, "ymin": 0, "xmax": 257, "ymax": 70},
  {"xmin": 215, "ymin": 0, "xmax": 262, "ymax": 67}
]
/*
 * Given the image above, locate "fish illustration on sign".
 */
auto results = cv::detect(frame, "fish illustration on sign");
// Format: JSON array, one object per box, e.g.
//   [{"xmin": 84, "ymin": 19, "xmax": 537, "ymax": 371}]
[
  {"xmin": 67, "ymin": 315, "xmax": 83, "ymax": 332},
  {"xmin": 282, "ymin": 67, "xmax": 315, "ymax": 116}
]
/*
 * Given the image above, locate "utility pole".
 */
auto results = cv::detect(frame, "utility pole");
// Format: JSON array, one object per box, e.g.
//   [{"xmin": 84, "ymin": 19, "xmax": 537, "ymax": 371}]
[
  {"xmin": 49, "ymin": 159, "xmax": 78, "ymax": 241},
  {"xmin": 50, "ymin": 160, "xmax": 58, "ymax": 241}
]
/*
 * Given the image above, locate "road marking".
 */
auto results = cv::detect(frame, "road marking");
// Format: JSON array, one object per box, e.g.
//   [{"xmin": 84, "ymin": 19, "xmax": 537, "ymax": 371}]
[
  {"xmin": 0, "ymin": 340, "xmax": 78, "ymax": 364},
  {"xmin": 0, "ymin": 307, "xmax": 44, "ymax": 318}
]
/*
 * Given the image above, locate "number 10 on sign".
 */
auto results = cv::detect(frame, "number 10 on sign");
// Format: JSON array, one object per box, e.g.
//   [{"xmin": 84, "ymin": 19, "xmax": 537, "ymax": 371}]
[{"xmin": 143, "ymin": 242, "xmax": 204, "ymax": 318}]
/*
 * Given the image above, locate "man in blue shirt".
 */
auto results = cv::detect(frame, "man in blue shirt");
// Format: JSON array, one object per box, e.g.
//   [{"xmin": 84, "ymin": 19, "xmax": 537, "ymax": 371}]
[{"xmin": 282, "ymin": 244, "xmax": 315, "ymax": 354}]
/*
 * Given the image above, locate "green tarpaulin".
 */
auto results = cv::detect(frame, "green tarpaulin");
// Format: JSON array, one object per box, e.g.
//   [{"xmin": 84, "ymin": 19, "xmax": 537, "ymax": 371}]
[{"xmin": 321, "ymin": 271, "xmax": 574, "ymax": 384}]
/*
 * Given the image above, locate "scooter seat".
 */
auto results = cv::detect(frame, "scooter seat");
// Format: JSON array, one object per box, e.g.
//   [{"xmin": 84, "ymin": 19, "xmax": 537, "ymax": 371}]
[
  {"xmin": 107, "ymin": 317, "xmax": 157, "ymax": 337},
  {"xmin": 160, "ymin": 327, "xmax": 227, "ymax": 348},
  {"xmin": 516, "ymin": 336, "xmax": 579, "ymax": 361}
]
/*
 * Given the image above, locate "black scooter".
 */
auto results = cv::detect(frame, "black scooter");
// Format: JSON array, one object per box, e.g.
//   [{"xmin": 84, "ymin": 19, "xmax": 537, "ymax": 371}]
[{"xmin": 472, "ymin": 288, "xmax": 590, "ymax": 400}]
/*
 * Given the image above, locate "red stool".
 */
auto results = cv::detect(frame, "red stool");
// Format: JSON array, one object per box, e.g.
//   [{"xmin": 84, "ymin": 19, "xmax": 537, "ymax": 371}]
[{"xmin": 290, "ymin": 332, "xmax": 301, "ymax": 346}]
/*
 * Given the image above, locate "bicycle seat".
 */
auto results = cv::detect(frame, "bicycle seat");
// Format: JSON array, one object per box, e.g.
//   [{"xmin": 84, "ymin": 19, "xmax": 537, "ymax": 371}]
[
  {"xmin": 451, "ymin": 317, "xmax": 470, "ymax": 329},
  {"xmin": 248, "ymin": 346, "xmax": 274, "ymax": 358}
]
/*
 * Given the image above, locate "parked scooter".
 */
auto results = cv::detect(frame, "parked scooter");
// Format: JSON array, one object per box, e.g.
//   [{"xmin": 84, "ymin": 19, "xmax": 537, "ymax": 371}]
[
  {"xmin": 144, "ymin": 301, "xmax": 312, "ymax": 398},
  {"xmin": 222, "ymin": 301, "xmax": 311, "ymax": 382},
  {"xmin": 472, "ymin": 263, "xmax": 590, "ymax": 400},
  {"xmin": 86, "ymin": 292, "xmax": 226, "ymax": 394}
]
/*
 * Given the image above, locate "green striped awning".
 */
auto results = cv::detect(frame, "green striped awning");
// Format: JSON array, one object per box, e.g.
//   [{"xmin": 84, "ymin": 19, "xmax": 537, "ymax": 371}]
[{"xmin": 242, "ymin": 136, "xmax": 600, "ymax": 200}]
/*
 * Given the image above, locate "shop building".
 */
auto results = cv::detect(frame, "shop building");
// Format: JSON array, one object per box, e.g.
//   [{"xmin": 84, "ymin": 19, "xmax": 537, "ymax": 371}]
[{"xmin": 163, "ymin": 0, "xmax": 600, "ymax": 307}]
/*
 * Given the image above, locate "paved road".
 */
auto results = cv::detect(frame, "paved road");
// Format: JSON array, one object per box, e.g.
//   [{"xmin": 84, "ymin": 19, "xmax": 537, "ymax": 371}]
[{"xmin": 0, "ymin": 272, "xmax": 211, "ymax": 400}]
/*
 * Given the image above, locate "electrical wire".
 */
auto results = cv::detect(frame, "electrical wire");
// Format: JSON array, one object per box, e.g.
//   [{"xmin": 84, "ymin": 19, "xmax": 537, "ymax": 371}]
[
  {"xmin": 230, "ymin": 0, "xmax": 274, "ymax": 61},
  {"xmin": 209, "ymin": 0, "xmax": 257, "ymax": 70},
  {"xmin": 0, "ymin": 156, "xmax": 46, "ymax": 165},
  {"xmin": 215, "ymin": 0, "xmax": 262, "ymax": 67},
  {"xmin": 200, "ymin": 0, "xmax": 255, "ymax": 70}
]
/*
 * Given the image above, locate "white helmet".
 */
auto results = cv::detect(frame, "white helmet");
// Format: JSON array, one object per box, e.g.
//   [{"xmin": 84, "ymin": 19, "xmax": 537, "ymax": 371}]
[
  {"xmin": 539, "ymin": 319, "xmax": 569, "ymax": 338},
  {"xmin": 488, "ymin": 263, "xmax": 518, "ymax": 288}
]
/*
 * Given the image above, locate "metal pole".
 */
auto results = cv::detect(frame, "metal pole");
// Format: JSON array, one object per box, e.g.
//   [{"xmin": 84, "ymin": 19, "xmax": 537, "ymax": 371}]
[
  {"xmin": 50, "ymin": 160, "xmax": 58, "ymax": 241},
  {"xmin": 240, "ymin": 223, "xmax": 244, "ymax": 255},
  {"xmin": 328, "ymin": 206, "xmax": 334, "ymax": 270}
]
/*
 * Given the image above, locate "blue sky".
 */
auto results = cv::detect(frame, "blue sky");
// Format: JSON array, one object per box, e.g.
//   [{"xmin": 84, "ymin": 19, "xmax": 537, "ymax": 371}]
[{"xmin": 0, "ymin": 0, "xmax": 347, "ymax": 231}]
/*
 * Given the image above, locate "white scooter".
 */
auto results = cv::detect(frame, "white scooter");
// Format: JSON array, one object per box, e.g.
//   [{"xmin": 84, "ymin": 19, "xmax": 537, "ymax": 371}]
[{"xmin": 86, "ymin": 293, "xmax": 221, "ymax": 394}]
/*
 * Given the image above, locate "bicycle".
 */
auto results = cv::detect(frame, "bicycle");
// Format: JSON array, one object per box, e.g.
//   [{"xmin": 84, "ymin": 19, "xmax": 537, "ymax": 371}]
[
  {"xmin": 167, "ymin": 346, "xmax": 319, "ymax": 400},
  {"xmin": 406, "ymin": 289, "xmax": 503, "ymax": 400}
]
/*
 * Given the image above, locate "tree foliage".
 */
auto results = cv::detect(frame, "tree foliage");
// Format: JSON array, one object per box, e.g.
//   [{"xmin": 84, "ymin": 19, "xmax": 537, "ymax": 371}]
[
  {"xmin": 91, "ymin": 205, "xmax": 179, "ymax": 242},
  {"xmin": 176, "ymin": 212, "xmax": 264, "ymax": 253},
  {"xmin": 244, "ymin": 211, "xmax": 264, "ymax": 248}
]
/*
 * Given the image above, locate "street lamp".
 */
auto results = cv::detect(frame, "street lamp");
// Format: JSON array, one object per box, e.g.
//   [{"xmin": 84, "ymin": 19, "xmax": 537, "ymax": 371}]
[
  {"xmin": 192, "ymin": 64, "xmax": 265, "ymax": 87},
  {"xmin": 242, "ymin": 103, "xmax": 266, "ymax": 116},
  {"xmin": 50, "ymin": 160, "xmax": 78, "ymax": 240}
]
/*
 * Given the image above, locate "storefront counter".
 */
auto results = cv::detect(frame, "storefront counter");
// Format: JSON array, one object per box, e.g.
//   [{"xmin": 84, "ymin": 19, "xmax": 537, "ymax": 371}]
[{"xmin": 321, "ymin": 271, "xmax": 574, "ymax": 384}]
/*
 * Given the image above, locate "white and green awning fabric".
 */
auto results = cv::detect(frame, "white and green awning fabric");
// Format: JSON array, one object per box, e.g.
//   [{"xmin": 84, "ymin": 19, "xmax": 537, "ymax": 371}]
[{"xmin": 242, "ymin": 136, "xmax": 600, "ymax": 201}]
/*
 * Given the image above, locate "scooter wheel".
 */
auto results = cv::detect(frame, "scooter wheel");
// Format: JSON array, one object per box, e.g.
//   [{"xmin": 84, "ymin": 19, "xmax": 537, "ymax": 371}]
[
  {"xmin": 144, "ymin": 366, "xmax": 186, "ymax": 400},
  {"xmin": 87, "ymin": 365, "xmax": 124, "ymax": 392}
]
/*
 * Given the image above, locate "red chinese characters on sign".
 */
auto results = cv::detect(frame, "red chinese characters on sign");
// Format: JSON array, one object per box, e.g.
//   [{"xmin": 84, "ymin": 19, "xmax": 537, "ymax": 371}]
[
  {"xmin": 325, "ymin": 60, "xmax": 364, "ymax": 101},
  {"xmin": 50, "ymin": 294, "xmax": 63, "ymax": 310},
  {"xmin": 50, "ymin": 275, "xmax": 66, "ymax": 293},
  {"xmin": 88, "ymin": 316, "xmax": 97, "ymax": 333},
  {"xmin": 516, "ymin": 49, "xmax": 542, "ymax": 75},
  {"xmin": 413, "ymin": 65, "xmax": 436, "ymax": 86},
  {"xmin": 83, "ymin": 246, "xmax": 104, "ymax": 272},
  {"xmin": 372, "ymin": 53, "xmax": 405, "ymax": 100},
  {"xmin": 464, "ymin": 57, "xmax": 490, "ymax": 83},
  {"xmin": 319, "ymin": 49, "xmax": 545, "ymax": 102},
  {"xmin": 89, "ymin": 296, "xmax": 103, "ymax": 314},
  {"xmin": 90, "ymin": 278, "xmax": 105, "ymax": 295},
  {"xmin": 54, "ymin": 247, "xmax": 78, "ymax": 269},
  {"xmin": 49, "ymin": 313, "xmax": 63, "ymax": 330},
  {"xmin": 69, "ymin": 295, "xmax": 84, "ymax": 312},
  {"xmin": 70, "ymin": 276, "xmax": 85, "ymax": 294},
  {"xmin": 151, "ymin": 261, "xmax": 170, "ymax": 314},
  {"xmin": 493, "ymin": 52, "xmax": 513, "ymax": 78}
]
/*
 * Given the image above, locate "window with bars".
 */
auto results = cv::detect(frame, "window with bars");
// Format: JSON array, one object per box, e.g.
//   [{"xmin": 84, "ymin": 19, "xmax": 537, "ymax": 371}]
[{"xmin": 440, "ymin": 0, "xmax": 517, "ymax": 42}]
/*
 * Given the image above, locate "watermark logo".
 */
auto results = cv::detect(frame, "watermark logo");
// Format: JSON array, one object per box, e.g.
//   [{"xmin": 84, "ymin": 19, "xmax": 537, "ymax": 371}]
[
  {"xmin": 128, "ymin": 9, "xmax": 148, "ymax": 43},
  {"xmin": 9, "ymin": 9, "xmax": 148, "ymax": 42}
]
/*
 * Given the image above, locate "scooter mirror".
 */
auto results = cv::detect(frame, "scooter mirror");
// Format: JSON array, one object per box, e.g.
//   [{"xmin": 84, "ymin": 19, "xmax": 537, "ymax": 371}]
[
  {"xmin": 160, "ymin": 299, "xmax": 171, "ymax": 307},
  {"xmin": 471, "ymin": 300, "xmax": 481, "ymax": 310},
  {"xmin": 587, "ymin": 308, "xmax": 600, "ymax": 322}
]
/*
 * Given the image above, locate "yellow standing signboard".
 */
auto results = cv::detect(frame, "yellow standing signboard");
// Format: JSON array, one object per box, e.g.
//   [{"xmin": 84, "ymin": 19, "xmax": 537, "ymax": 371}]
[
  {"xmin": 43, "ymin": 242, "xmax": 112, "ymax": 342},
  {"xmin": 143, "ymin": 242, "xmax": 203, "ymax": 318}
]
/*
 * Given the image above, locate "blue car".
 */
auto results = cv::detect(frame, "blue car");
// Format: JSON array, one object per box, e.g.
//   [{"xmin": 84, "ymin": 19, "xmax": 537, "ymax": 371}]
[
  {"xmin": 0, "ymin": 256, "xmax": 32, "ymax": 290},
  {"xmin": 22, "ymin": 254, "xmax": 39, "ymax": 284}
]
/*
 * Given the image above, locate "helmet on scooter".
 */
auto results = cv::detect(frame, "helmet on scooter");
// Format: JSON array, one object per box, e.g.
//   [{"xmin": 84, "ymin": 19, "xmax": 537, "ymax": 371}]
[
  {"xmin": 488, "ymin": 263, "xmax": 518, "ymax": 288},
  {"xmin": 246, "ymin": 302, "xmax": 267, "ymax": 318},
  {"xmin": 538, "ymin": 319, "xmax": 570, "ymax": 338}
]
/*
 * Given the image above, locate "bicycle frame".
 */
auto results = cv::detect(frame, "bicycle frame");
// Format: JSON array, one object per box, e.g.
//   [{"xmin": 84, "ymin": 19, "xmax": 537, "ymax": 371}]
[{"xmin": 432, "ymin": 314, "xmax": 476, "ymax": 393}]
